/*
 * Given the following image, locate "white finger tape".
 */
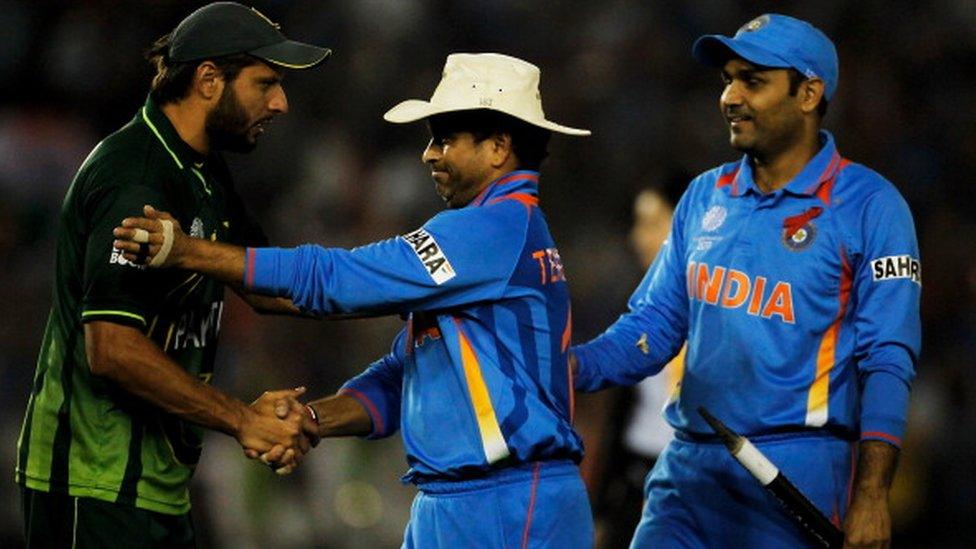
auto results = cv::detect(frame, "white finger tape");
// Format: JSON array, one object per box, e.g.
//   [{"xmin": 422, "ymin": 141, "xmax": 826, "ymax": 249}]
[
  {"xmin": 132, "ymin": 228, "xmax": 150, "ymax": 243},
  {"xmin": 149, "ymin": 219, "xmax": 174, "ymax": 268}
]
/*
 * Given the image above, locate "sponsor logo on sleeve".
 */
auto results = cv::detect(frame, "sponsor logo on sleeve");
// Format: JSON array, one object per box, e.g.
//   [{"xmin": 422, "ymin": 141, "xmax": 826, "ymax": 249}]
[
  {"xmin": 871, "ymin": 255, "xmax": 921, "ymax": 284},
  {"xmin": 109, "ymin": 245, "xmax": 146, "ymax": 270},
  {"xmin": 401, "ymin": 228, "xmax": 457, "ymax": 285}
]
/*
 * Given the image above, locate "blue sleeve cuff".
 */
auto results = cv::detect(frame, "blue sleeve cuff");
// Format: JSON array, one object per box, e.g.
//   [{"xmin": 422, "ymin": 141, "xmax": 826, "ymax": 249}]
[
  {"xmin": 860, "ymin": 369, "xmax": 910, "ymax": 447},
  {"xmin": 338, "ymin": 386, "xmax": 391, "ymax": 440},
  {"xmin": 571, "ymin": 313, "xmax": 669, "ymax": 392},
  {"xmin": 245, "ymin": 247, "xmax": 300, "ymax": 297}
]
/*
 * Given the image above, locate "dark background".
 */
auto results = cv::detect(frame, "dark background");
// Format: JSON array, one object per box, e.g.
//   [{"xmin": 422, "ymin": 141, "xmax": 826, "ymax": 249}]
[{"xmin": 1, "ymin": 1, "xmax": 973, "ymax": 547}]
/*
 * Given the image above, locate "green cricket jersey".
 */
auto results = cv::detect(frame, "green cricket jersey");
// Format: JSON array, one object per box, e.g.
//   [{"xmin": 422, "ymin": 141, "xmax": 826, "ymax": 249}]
[{"xmin": 16, "ymin": 96, "xmax": 268, "ymax": 515}]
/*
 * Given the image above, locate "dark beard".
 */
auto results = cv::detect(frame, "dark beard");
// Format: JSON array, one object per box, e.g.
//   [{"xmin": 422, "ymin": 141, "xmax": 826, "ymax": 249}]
[{"xmin": 205, "ymin": 85, "xmax": 256, "ymax": 153}]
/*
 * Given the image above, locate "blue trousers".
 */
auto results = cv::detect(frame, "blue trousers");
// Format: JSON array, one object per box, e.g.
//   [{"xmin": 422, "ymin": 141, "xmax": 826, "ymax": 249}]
[
  {"xmin": 404, "ymin": 460, "xmax": 593, "ymax": 549},
  {"xmin": 631, "ymin": 432, "xmax": 854, "ymax": 548}
]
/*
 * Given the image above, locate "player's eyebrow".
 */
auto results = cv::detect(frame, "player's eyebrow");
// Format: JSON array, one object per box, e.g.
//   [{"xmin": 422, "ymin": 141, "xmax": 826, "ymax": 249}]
[{"xmin": 722, "ymin": 66, "xmax": 772, "ymax": 82}]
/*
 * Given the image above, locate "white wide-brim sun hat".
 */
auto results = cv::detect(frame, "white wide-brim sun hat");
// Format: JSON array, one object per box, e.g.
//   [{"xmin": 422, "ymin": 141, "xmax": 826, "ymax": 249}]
[{"xmin": 384, "ymin": 53, "xmax": 590, "ymax": 136}]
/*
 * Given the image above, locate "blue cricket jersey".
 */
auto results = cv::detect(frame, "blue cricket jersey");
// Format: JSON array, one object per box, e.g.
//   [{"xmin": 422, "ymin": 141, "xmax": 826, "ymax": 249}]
[
  {"xmin": 574, "ymin": 131, "xmax": 920, "ymax": 447},
  {"xmin": 244, "ymin": 171, "xmax": 582, "ymax": 482}
]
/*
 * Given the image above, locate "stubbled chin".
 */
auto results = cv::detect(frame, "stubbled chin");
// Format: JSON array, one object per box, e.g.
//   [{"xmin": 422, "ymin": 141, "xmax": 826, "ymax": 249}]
[{"xmin": 729, "ymin": 133, "xmax": 751, "ymax": 151}]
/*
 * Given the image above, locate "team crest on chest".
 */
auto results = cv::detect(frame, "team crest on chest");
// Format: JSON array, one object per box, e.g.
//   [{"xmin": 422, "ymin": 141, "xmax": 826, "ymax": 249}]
[
  {"xmin": 783, "ymin": 223, "xmax": 817, "ymax": 251},
  {"xmin": 782, "ymin": 206, "xmax": 822, "ymax": 252}
]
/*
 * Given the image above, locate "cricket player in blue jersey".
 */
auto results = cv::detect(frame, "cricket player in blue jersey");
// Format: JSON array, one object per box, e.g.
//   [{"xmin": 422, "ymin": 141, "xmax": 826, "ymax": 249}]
[
  {"xmin": 571, "ymin": 14, "xmax": 920, "ymax": 548},
  {"xmin": 113, "ymin": 53, "xmax": 594, "ymax": 548}
]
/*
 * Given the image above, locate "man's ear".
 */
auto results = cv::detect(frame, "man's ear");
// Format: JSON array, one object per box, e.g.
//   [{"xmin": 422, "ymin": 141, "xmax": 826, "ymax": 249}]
[
  {"xmin": 799, "ymin": 78, "xmax": 825, "ymax": 115},
  {"xmin": 489, "ymin": 133, "xmax": 514, "ymax": 169},
  {"xmin": 193, "ymin": 61, "xmax": 223, "ymax": 102}
]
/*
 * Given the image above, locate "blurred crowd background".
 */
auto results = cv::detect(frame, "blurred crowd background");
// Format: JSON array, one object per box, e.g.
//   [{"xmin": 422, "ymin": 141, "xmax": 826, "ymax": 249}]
[{"xmin": 1, "ymin": 1, "xmax": 973, "ymax": 547}]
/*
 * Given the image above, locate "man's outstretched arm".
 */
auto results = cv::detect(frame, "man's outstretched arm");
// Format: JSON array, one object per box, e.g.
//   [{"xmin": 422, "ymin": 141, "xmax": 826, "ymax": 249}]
[
  {"xmin": 113, "ymin": 205, "xmax": 247, "ymax": 284},
  {"xmin": 85, "ymin": 321, "xmax": 312, "ymax": 466}
]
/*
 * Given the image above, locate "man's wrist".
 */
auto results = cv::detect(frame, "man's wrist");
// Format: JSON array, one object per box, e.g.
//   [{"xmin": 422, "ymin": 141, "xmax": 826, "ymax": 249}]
[
  {"xmin": 304, "ymin": 403, "xmax": 320, "ymax": 425},
  {"xmin": 171, "ymin": 236, "xmax": 196, "ymax": 270}
]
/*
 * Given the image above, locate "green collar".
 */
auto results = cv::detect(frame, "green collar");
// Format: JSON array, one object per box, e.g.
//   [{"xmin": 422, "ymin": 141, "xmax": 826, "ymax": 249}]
[
  {"xmin": 140, "ymin": 96, "xmax": 207, "ymax": 171},
  {"xmin": 140, "ymin": 96, "xmax": 214, "ymax": 195}
]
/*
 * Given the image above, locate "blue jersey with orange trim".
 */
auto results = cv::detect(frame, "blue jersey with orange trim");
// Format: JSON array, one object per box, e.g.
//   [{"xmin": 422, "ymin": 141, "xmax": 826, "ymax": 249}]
[
  {"xmin": 574, "ymin": 131, "xmax": 920, "ymax": 447},
  {"xmin": 245, "ymin": 171, "xmax": 581, "ymax": 481}
]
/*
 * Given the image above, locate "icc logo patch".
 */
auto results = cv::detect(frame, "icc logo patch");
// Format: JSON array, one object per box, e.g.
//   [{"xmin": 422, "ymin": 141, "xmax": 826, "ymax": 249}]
[
  {"xmin": 190, "ymin": 217, "xmax": 205, "ymax": 238},
  {"xmin": 701, "ymin": 206, "xmax": 727, "ymax": 232},
  {"xmin": 783, "ymin": 222, "xmax": 817, "ymax": 251}
]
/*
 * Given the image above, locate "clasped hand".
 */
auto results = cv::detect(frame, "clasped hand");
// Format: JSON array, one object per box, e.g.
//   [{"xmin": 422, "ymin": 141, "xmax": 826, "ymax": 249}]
[{"xmin": 237, "ymin": 387, "xmax": 321, "ymax": 475}]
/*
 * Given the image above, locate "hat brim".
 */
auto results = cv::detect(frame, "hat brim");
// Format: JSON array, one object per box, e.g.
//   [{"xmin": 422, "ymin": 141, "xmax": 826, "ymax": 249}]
[
  {"xmin": 250, "ymin": 40, "xmax": 332, "ymax": 70},
  {"xmin": 383, "ymin": 100, "xmax": 591, "ymax": 136},
  {"xmin": 692, "ymin": 35, "xmax": 792, "ymax": 70}
]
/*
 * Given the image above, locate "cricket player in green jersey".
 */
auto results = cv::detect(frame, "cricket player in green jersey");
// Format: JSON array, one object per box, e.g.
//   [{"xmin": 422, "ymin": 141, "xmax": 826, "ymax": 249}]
[{"xmin": 15, "ymin": 3, "xmax": 330, "ymax": 547}]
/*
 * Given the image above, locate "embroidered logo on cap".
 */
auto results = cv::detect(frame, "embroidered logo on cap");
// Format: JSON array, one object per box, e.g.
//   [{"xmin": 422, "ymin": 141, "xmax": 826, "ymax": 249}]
[{"xmin": 738, "ymin": 15, "xmax": 770, "ymax": 35}]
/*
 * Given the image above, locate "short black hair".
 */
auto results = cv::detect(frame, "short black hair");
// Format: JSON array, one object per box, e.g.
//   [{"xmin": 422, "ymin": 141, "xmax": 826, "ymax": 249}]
[
  {"xmin": 145, "ymin": 33, "xmax": 259, "ymax": 105},
  {"xmin": 787, "ymin": 68, "xmax": 829, "ymax": 118},
  {"xmin": 427, "ymin": 110, "xmax": 552, "ymax": 170}
]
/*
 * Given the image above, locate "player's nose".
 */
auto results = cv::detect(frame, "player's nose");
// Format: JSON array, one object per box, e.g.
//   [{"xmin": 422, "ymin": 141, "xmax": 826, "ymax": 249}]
[
  {"xmin": 720, "ymin": 82, "xmax": 743, "ymax": 109},
  {"xmin": 422, "ymin": 139, "xmax": 441, "ymax": 164},
  {"xmin": 269, "ymin": 87, "xmax": 289, "ymax": 114}
]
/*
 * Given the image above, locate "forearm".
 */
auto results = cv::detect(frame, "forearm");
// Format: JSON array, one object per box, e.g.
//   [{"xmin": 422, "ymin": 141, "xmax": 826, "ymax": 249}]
[
  {"xmin": 306, "ymin": 393, "xmax": 373, "ymax": 438},
  {"xmin": 842, "ymin": 440, "xmax": 899, "ymax": 546},
  {"xmin": 85, "ymin": 321, "xmax": 246, "ymax": 436},
  {"xmin": 232, "ymin": 286, "xmax": 307, "ymax": 316},
  {"xmin": 852, "ymin": 440, "xmax": 899, "ymax": 495},
  {"xmin": 175, "ymin": 237, "xmax": 247, "ymax": 287}
]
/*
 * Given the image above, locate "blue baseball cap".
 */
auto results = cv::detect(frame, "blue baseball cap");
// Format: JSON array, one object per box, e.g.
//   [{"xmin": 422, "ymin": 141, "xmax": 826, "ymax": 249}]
[{"xmin": 692, "ymin": 14, "xmax": 839, "ymax": 101}]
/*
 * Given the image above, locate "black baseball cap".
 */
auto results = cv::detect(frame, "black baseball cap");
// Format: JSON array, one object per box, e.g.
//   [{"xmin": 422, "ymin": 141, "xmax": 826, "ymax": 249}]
[{"xmin": 168, "ymin": 2, "xmax": 331, "ymax": 69}]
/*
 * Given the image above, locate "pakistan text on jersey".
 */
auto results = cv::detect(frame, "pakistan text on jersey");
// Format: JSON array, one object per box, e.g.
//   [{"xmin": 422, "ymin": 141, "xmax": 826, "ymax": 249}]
[
  {"xmin": 871, "ymin": 255, "xmax": 921, "ymax": 285},
  {"xmin": 401, "ymin": 228, "xmax": 457, "ymax": 285},
  {"xmin": 687, "ymin": 261, "xmax": 795, "ymax": 324},
  {"xmin": 169, "ymin": 301, "xmax": 224, "ymax": 351}
]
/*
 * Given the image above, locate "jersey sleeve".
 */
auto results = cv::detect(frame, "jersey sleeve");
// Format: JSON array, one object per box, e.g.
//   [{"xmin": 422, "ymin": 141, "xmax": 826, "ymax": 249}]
[
  {"xmin": 572, "ymin": 195, "xmax": 691, "ymax": 392},
  {"xmin": 338, "ymin": 329, "xmax": 408, "ymax": 439},
  {"xmin": 852, "ymin": 190, "xmax": 921, "ymax": 447},
  {"xmin": 244, "ymin": 203, "xmax": 528, "ymax": 316},
  {"xmin": 79, "ymin": 165, "xmax": 173, "ymax": 329}
]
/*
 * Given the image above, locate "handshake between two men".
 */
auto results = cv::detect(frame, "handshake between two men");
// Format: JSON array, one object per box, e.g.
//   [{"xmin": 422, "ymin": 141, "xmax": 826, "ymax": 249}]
[
  {"xmin": 244, "ymin": 387, "xmax": 321, "ymax": 475},
  {"xmin": 110, "ymin": 206, "xmax": 366, "ymax": 474}
]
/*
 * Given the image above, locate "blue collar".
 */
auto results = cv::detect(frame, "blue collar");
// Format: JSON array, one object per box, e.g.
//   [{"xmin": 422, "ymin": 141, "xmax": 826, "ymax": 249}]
[
  {"xmin": 732, "ymin": 130, "xmax": 843, "ymax": 198},
  {"xmin": 469, "ymin": 170, "xmax": 540, "ymax": 208}
]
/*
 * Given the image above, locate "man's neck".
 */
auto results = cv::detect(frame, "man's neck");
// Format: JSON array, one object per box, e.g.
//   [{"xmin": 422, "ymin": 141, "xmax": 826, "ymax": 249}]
[
  {"xmin": 160, "ymin": 101, "xmax": 210, "ymax": 155},
  {"xmin": 751, "ymin": 129, "xmax": 821, "ymax": 194}
]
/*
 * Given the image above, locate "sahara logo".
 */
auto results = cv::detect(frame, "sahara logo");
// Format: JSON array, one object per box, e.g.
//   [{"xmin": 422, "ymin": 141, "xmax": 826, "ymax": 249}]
[
  {"xmin": 402, "ymin": 228, "xmax": 457, "ymax": 285},
  {"xmin": 871, "ymin": 255, "xmax": 921, "ymax": 285}
]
